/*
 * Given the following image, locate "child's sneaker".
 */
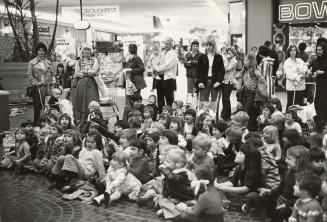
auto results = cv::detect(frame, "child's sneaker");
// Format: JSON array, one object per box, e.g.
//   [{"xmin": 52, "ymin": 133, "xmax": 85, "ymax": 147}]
[{"xmin": 156, "ymin": 209, "xmax": 163, "ymax": 217}]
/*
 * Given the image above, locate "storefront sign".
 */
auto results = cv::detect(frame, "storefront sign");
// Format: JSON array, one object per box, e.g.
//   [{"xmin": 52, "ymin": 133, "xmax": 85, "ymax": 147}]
[
  {"xmin": 279, "ymin": 0, "xmax": 327, "ymax": 23},
  {"xmin": 62, "ymin": 6, "xmax": 120, "ymax": 21}
]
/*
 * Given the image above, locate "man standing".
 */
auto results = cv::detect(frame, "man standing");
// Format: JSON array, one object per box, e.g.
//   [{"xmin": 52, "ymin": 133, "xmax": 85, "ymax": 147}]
[
  {"xmin": 184, "ymin": 40, "xmax": 201, "ymax": 105},
  {"xmin": 152, "ymin": 37, "xmax": 178, "ymax": 113}
]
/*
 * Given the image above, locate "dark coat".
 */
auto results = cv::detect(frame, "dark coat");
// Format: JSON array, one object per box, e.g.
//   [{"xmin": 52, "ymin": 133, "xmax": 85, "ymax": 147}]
[
  {"xmin": 197, "ymin": 53, "xmax": 225, "ymax": 88},
  {"xmin": 184, "ymin": 52, "xmax": 202, "ymax": 78},
  {"xmin": 123, "ymin": 55, "xmax": 147, "ymax": 90},
  {"xmin": 312, "ymin": 56, "xmax": 327, "ymax": 121}
]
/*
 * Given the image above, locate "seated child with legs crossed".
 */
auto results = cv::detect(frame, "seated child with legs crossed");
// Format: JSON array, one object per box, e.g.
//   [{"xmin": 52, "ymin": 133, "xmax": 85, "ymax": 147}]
[{"xmin": 93, "ymin": 151, "xmax": 142, "ymax": 207}]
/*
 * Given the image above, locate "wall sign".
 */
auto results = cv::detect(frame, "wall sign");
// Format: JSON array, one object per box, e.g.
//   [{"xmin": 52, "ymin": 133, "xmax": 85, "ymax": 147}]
[
  {"xmin": 62, "ymin": 6, "xmax": 120, "ymax": 21},
  {"xmin": 279, "ymin": 0, "xmax": 327, "ymax": 23}
]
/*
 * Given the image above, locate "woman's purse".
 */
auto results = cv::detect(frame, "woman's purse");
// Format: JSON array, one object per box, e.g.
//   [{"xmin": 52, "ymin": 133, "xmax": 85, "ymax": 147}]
[{"xmin": 94, "ymin": 75, "xmax": 109, "ymax": 97}]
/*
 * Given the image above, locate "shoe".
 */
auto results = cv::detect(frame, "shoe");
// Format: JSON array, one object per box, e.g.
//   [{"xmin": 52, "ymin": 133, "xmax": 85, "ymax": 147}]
[
  {"xmin": 156, "ymin": 209, "xmax": 163, "ymax": 217},
  {"xmin": 104, "ymin": 192, "xmax": 110, "ymax": 208},
  {"xmin": 242, "ymin": 204, "xmax": 250, "ymax": 214}
]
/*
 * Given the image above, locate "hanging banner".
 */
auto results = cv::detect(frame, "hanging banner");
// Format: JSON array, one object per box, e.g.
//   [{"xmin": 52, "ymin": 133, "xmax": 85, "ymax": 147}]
[
  {"xmin": 278, "ymin": 0, "xmax": 327, "ymax": 23},
  {"xmin": 62, "ymin": 6, "xmax": 120, "ymax": 21}
]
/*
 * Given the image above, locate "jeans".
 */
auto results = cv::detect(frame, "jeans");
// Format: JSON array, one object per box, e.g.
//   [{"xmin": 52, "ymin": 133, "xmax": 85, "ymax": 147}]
[
  {"xmin": 156, "ymin": 78, "xmax": 175, "ymax": 113},
  {"xmin": 32, "ymin": 85, "xmax": 50, "ymax": 124},
  {"xmin": 199, "ymin": 78, "xmax": 219, "ymax": 102},
  {"xmin": 221, "ymin": 83, "xmax": 233, "ymax": 119}
]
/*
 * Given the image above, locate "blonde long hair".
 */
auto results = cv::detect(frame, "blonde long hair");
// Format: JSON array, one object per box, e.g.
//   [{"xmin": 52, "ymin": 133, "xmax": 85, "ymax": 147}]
[{"xmin": 205, "ymin": 39, "xmax": 218, "ymax": 54}]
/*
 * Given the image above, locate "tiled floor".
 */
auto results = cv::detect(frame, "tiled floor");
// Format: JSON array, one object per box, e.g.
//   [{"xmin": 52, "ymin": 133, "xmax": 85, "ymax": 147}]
[{"xmin": 0, "ymin": 171, "xmax": 262, "ymax": 222}]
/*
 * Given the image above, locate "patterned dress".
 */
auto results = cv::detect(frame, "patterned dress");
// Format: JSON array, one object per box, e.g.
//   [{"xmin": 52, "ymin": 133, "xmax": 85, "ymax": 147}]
[{"xmin": 71, "ymin": 57, "xmax": 99, "ymax": 122}]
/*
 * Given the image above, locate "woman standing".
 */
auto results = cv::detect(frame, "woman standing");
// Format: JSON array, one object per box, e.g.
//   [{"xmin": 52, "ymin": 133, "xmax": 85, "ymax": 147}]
[
  {"xmin": 311, "ymin": 43, "xmax": 327, "ymax": 132},
  {"xmin": 71, "ymin": 45, "xmax": 99, "ymax": 124},
  {"xmin": 283, "ymin": 45, "xmax": 307, "ymax": 109},
  {"xmin": 123, "ymin": 44, "xmax": 146, "ymax": 105},
  {"xmin": 221, "ymin": 47, "xmax": 238, "ymax": 120},
  {"xmin": 197, "ymin": 39, "xmax": 225, "ymax": 113},
  {"xmin": 236, "ymin": 53, "xmax": 266, "ymax": 131},
  {"xmin": 27, "ymin": 42, "xmax": 55, "ymax": 124}
]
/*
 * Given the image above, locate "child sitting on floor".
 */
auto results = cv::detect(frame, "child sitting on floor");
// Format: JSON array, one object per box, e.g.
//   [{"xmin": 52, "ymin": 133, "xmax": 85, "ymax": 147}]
[
  {"xmin": 93, "ymin": 151, "xmax": 142, "ymax": 207},
  {"xmin": 174, "ymin": 165, "xmax": 224, "ymax": 222},
  {"xmin": 188, "ymin": 135, "xmax": 214, "ymax": 170},
  {"xmin": 289, "ymin": 172, "xmax": 322, "ymax": 222},
  {"xmin": 157, "ymin": 148, "xmax": 195, "ymax": 219},
  {"xmin": 128, "ymin": 144, "xmax": 150, "ymax": 184}
]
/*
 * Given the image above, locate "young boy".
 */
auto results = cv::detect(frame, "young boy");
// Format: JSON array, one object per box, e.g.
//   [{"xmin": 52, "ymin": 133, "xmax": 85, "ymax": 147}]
[
  {"xmin": 216, "ymin": 126, "xmax": 243, "ymax": 174},
  {"xmin": 310, "ymin": 147, "xmax": 326, "ymax": 177},
  {"xmin": 128, "ymin": 143, "xmax": 150, "ymax": 184},
  {"xmin": 184, "ymin": 109, "xmax": 197, "ymax": 151},
  {"xmin": 188, "ymin": 135, "xmax": 214, "ymax": 170},
  {"xmin": 232, "ymin": 111, "xmax": 249, "ymax": 143}
]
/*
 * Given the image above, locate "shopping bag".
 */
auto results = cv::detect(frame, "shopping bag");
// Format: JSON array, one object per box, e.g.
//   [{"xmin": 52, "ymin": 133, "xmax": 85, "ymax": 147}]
[
  {"xmin": 126, "ymin": 78, "xmax": 138, "ymax": 96},
  {"xmin": 94, "ymin": 75, "xmax": 109, "ymax": 97}
]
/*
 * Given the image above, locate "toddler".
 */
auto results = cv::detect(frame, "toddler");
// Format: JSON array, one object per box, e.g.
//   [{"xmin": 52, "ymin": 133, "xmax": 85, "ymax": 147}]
[
  {"xmin": 94, "ymin": 151, "xmax": 141, "ymax": 207},
  {"xmin": 47, "ymin": 87, "xmax": 62, "ymax": 113},
  {"xmin": 257, "ymin": 103, "xmax": 275, "ymax": 131},
  {"xmin": 289, "ymin": 172, "xmax": 322, "ymax": 222}
]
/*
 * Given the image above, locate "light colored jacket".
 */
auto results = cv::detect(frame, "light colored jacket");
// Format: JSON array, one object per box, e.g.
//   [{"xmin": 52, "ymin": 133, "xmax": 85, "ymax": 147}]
[
  {"xmin": 284, "ymin": 57, "xmax": 307, "ymax": 91},
  {"xmin": 222, "ymin": 57, "xmax": 237, "ymax": 84},
  {"xmin": 27, "ymin": 57, "xmax": 55, "ymax": 85},
  {"xmin": 156, "ymin": 49, "xmax": 178, "ymax": 80}
]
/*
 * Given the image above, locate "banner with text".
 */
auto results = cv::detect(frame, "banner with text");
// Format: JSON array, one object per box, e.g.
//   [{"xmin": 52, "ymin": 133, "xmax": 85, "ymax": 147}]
[{"xmin": 62, "ymin": 6, "xmax": 120, "ymax": 21}]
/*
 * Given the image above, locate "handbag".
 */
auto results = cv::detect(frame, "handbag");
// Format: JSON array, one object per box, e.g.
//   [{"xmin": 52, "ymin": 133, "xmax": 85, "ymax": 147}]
[
  {"xmin": 126, "ymin": 78, "xmax": 138, "ymax": 96},
  {"xmin": 94, "ymin": 75, "xmax": 109, "ymax": 97},
  {"xmin": 255, "ymin": 78, "xmax": 269, "ymax": 102},
  {"xmin": 26, "ymin": 86, "xmax": 35, "ymax": 97}
]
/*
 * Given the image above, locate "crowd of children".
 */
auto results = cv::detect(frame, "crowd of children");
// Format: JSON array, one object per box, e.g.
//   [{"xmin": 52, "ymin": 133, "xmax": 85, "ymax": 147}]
[{"xmin": 2, "ymin": 91, "xmax": 327, "ymax": 222}]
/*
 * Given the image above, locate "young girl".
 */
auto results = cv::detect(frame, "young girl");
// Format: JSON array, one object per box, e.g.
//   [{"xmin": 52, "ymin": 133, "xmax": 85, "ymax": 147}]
[
  {"xmin": 263, "ymin": 125, "xmax": 282, "ymax": 161},
  {"xmin": 51, "ymin": 131, "xmax": 106, "ymax": 181},
  {"xmin": 259, "ymin": 146, "xmax": 312, "ymax": 222},
  {"xmin": 59, "ymin": 113, "xmax": 74, "ymax": 130},
  {"xmin": 271, "ymin": 98, "xmax": 283, "ymax": 114},
  {"xmin": 172, "ymin": 100, "xmax": 184, "ymax": 115},
  {"xmin": 194, "ymin": 113, "xmax": 212, "ymax": 137},
  {"xmin": 285, "ymin": 110, "xmax": 302, "ymax": 135},
  {"xmin": 56, "ymin": 63, "xmax": 65, "ymax": 86},
  {"xmin": 158, "ymin": 113, "xmax": 171, "ymax": 129},
  {"xmin": 174, "ymin": 165, "xmax": 224, "ymax": 222},
  {"xmin": 93, "ymin": 151, "xmax": 141, "ymax": 207},
  {"xmin": 142, "ymin": 106, "xmax": 154, "ymax": 133},
  {"xmin": 147, "ymin": 95, "xmax": 158, "ymax": 121},
  {"xmin": 1, "ymin": 128, "xmax": 31, "ymax": 172},
  {"xmin": 184, "ymin": 109, "xmax": 196, "ymax": 140},
  {"xmin": 215, "ymin": 145, "xmax": 264, "ymax": 212},
  {"xmin": 289, "ymin": 172, "xmax": 322, "ymax": 222},
  {"xmin": 175, "ymin": 109, "xmax": 185, "ymax": 119},
  {"xmin": 147, "ymin": 132, "xmax": 161, "ymax": 177},
  {"xmin": 257, "ymin": 103, "xmax": 275, "ymax": 131},
  {"xmin": 169, "ymin": 117, "xmax": 187, "ymax": 149},
  {"xmin": 118, "ymin": 128, "xmax": 138, "ymax": 155},
  {"xmin": 128, "ymin": 116, "xmax": 143, "ymax": 138}
]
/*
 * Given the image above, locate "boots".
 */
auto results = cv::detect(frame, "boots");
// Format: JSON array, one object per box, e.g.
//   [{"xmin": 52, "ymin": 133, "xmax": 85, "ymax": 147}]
[{"xmin": 104, "ymin": 192, "xmax": 110, "ymax": 208}]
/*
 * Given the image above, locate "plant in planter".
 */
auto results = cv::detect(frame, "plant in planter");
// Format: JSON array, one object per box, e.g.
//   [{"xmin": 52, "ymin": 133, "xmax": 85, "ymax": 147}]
[{"xmin": 4, "ymin": 0, "xmax": 59, "ymax": 62}]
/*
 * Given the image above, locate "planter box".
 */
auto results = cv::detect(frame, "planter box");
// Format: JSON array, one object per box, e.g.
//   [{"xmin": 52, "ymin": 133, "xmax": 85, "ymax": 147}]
[{"xmin": 0, "ymin": 62, "xmax": 32, "ymax": 103}]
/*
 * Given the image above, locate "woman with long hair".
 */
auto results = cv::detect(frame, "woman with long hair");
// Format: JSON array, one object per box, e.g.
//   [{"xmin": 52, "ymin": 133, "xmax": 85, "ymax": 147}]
[
  {"xmin": 221, "ymin": 47, "xmax": 238, "ymax": 121},
  {"xmin": 71, "ymin": 45, "xmax": 100, "ymax": 123},
  {"xmin": 236, "ymin": 53, "xmax": 265, "ymax": 131},
  {"xmin": 283, "ymin": 44, "xmax": 308, "ymax": 109},
  {"xmin": 197, "ymin": 39, "xmax": 225, "ymax": 113},
  {"xmin": 311, "ymin": 43, "xmax": 327, "ymax": 133}
]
